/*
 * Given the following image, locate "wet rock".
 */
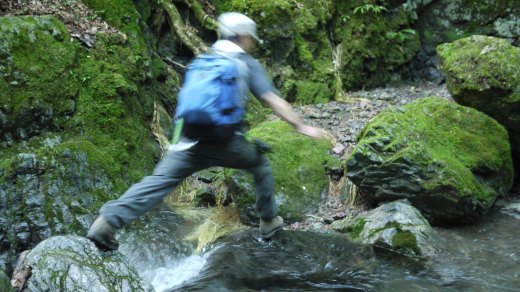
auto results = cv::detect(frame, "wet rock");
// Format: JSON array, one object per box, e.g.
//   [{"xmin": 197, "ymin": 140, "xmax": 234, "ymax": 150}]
[
  {"xmin": 332, "ymin": 200, "xmax": 438, "ymax": 258},
  {"xmin": 346, "ymin": 97, "xmax": 513, "ymax": 225},
  {"xmin": 1, "ymin": 268, "xmax": 12, "ymax": 292},
  {"xmin": 180, "ymin": 230, "xmax": 375, "ymax": 291},
  {"xmin": 1, "ymin": 149, "xmax": 116, "ymax": 275},
  {"xmin": 14, "ymin": 235, "xmax": 152, "ymax": 291},
  {"xmin": 194, "ymin": 187, "xmax": 216, "ymax": 207}
]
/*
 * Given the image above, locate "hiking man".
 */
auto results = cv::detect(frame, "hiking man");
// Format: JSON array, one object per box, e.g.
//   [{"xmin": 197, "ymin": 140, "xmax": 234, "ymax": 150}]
[{"xmin": 87, "ymin": 12, "xmax": 326, "ymax": 251}]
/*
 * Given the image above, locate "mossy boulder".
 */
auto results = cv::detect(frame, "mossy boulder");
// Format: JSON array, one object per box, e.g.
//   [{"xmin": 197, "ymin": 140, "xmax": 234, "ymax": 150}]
[
  {"xmin": 437, "ymin": 35, "xmax": 520, "ymax": 177},
  {"xmin": 332, "ymin": 200, "xmax": 438, "ymax": 258},
  {"xmin": 14, "ymin": 235, "xmax": 152, "ymax": 291},
  {"xmin": 231, "ymin": 121, "xmax": 331, "ymax": 222},
  {"xmin": 346, "ymin": 97, "xmax": 514, "ymax": 225}
]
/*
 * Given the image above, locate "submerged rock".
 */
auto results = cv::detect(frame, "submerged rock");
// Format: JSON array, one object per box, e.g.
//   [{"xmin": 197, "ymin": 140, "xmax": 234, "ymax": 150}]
[
  {"xmin": 332, "ymin": 200, "xmax": 438, "ymax": 258},
  {"xmin": 13, "ymin": 235, "xmax": 152, "ymax": 291},
  {"xmin": 347, "ymin": 97, "xmax": 513, "ymax": 225}
]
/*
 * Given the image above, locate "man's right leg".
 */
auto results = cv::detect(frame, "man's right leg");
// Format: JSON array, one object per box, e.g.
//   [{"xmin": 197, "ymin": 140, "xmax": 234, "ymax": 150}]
[
  {"xmin": 210, "ymin": 134, "xmax": 283, "ymax": 238},
  {"xmin": 87, "ymin": 147, "xmax": 206, "ymax": 250}
]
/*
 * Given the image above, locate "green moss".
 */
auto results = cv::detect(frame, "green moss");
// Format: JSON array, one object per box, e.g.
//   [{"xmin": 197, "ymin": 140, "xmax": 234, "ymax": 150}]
[
  {"xmin": 1, "ymin": 15, "xmax": 157, "ymax": 196},
  {"xmin": 0, "ymin": 16, "xmax": 80, "ymax": 128},
  {"xmin": 294, "ymin": 33, "xmax": 313, "ymax": 64},
  {"xmin": 294, "ymin": 80, "xmax": 330, "ymax": 104},
  {"xmin": 392, "ymin": 230, "xmax": 420, "ymax": 255},
  {"xmin": 239, "ymin": 120, "xmax": 331, "ymax": 219},
  {"xmin": 81, "ymin": 0, "xmax": 148, "ymax": 71},
  {"xmin": 347, "ymin": 217, "xmax": 366, "ymax": 240},
  {"xmin": 437, "ymin": 35, "xmax": 520, "ymax": 159}
]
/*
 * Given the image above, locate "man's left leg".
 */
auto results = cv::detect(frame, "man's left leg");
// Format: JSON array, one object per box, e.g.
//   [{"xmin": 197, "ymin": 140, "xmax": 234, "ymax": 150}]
[{"xmin": 87, "ymin": 147, "xmax": 206, "ymax": 250}]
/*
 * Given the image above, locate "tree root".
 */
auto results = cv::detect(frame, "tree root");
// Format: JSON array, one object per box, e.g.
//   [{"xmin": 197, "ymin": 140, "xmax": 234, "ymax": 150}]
[
  {"xmin": 180, "ymin": 0, "xmax": 217, "ymax": 31},
  {"xmin": 161, "ymin": 0, "xmax": 208, "ymax": 55}
]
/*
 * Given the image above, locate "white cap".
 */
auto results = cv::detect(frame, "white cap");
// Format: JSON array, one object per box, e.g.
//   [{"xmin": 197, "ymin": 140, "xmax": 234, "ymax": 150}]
[{"xmin": 217, "ymin": 12, "xmax": 261, "ymax": 43}]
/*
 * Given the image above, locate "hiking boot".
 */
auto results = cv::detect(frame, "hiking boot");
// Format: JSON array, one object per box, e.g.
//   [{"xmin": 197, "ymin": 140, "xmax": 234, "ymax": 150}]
[
  {"xmin": 260, "ymin": 216, "xmax": 284, "ymax": 239},
  {"xmin": 86, "ymin": 215, "xmax": 119, "ymax": 251}
]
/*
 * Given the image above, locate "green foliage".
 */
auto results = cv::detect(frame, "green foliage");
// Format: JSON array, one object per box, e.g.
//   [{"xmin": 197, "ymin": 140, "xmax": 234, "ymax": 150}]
[
  {"xmin": 385, "ymin": 28, "xmax": 416, "ymax": 42},
  {"xmin": 353, "ymin": 1, "xmax": 388, "ymax": 15}
]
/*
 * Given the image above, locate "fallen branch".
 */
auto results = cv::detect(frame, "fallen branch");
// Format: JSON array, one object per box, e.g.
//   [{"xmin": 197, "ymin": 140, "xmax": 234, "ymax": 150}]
[{"xmin": 164, "ymin": 56, "xmax": 187, "ymax": 69}]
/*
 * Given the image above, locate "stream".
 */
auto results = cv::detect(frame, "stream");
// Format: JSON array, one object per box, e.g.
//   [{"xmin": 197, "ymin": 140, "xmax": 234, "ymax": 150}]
[{"xmin": 115, "ymin": 196, "xmax": 520, "ymax": 292}]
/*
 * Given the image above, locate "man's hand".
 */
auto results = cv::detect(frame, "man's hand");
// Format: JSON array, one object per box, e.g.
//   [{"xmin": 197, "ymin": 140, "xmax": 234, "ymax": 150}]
[{"xmin": 295, "ymin": 124, "xmax": 328, "ymax": 140}]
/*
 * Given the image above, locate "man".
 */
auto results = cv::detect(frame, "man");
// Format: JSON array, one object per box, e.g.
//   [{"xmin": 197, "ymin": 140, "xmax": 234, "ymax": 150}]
[{"xmin": 87, "ymin": 12, "xmax": 325, "ymax": 251}]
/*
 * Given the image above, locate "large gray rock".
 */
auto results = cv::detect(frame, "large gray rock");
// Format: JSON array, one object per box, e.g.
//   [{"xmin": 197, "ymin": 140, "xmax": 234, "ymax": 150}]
[
  {"xmin": 332, "ymin": 200, "xmax": 438, "ymax": 258},
  {"xmin": 13, "ymin": 235, "xmax": 152, "ymax": 291},
  {"xmin": 346, "ymin": 97, "xmax": 514, "ymax": 225},
  {"xmin": 0, "ymin": 148, "xmax": 114, "ymax": 272}
]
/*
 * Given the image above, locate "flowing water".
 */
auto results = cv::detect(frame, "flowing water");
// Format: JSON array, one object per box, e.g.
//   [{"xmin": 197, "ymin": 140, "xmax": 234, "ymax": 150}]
[{"xmin": 117, "ymin": 199, "xmax": 520, "ymax": 291}]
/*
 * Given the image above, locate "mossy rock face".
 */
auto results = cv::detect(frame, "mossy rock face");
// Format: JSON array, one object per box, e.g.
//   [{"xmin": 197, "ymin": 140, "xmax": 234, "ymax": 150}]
[
  {"xmin": 346, "ymin": 97, "xmax": 514, "ymax": 225},
  {"xmin": 437, "ymin": 35, "xmax": 520, "ymax": 160},
  {"xmin": 18, "ymin": 235, "xmax": 152, "ymax": 291},
  {"xmin": 231, "ymin": 121, "xmax": 331, "ymax": 222},
  {"xmin": 332, "ymin": 201, "xmax": 438, "ymax": 258},
  {"xmin": 331, "ymin": 1, "xmax": 421, "ymax": 90},
  {"xmin": 215, "ymin": 0, "xmax": 422, "ymax": 98},
  {"xmin": 0, "ymin": 16, "xmax": 79, "ymax": 142},
  {"xmin": 0, "ymin": 15, "xmax": 159, "ymax": 272}
]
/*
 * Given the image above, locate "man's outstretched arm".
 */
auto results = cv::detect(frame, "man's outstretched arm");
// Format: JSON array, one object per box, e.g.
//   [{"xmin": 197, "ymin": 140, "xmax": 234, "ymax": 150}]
[{"xmin": 261, "ymin": 91, "xmax": 326, "ymax": 139}]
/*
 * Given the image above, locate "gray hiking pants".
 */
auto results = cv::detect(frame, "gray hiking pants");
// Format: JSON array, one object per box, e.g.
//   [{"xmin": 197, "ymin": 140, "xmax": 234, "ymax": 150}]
[{"xmin": 100, "ymin": 133, "xmax": 276, "ymax": 228}]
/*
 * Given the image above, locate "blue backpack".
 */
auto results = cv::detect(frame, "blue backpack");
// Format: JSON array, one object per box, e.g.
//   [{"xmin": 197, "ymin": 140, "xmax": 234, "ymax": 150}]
[{"xmin": 175, "ymin": 54, "xmax": 245, "ymax": 133}]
